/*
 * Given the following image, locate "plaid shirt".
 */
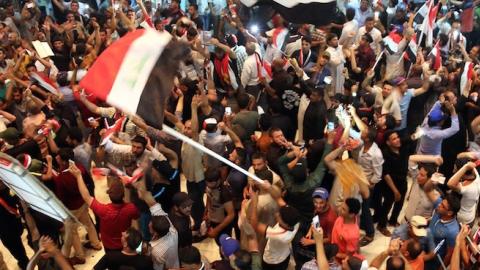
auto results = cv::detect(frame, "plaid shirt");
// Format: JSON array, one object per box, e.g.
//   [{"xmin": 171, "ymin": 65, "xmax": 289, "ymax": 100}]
[
  {"xmin": 232, "ymin": 45, "xmax": 248, "ymax": 75},
  {"xmin": 149, "ymin": 203, "xmax": 179, "ymax": 270}
]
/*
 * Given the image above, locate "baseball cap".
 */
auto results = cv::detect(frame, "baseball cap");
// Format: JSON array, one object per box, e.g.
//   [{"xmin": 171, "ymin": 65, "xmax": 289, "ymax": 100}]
[
  {"xmin": 410, "ymin": 216, "xmax": 428, "ymax": 237},
  {"xmin": 392, "ymin": 76, "xmax": 407, "ymax": 86},
  {"xmin": 428, "ymin": 107, "xmax": 445, "ymax": 123},
  {"xmin": 219, "ymin": 234, "xmax": 240, "ymax": 257},
  {"xmin": 312, "ymin": 187, "xmax": 329, "ymax": 200},
  {"xmin": 172, "ymin": 192, "xmax": 193, "ymax": 207}
]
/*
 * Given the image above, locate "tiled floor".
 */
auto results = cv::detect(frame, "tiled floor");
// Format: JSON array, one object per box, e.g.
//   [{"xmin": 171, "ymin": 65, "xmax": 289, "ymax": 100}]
[{"xmin": 0, "ymin": 174, "xmax": 405, "ymax": 269}]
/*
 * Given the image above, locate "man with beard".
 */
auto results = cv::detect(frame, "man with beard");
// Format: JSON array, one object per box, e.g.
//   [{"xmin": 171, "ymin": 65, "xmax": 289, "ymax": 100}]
[{"xmin": 169, "ymin": 192, "xmax": 194, "ymax": 248}]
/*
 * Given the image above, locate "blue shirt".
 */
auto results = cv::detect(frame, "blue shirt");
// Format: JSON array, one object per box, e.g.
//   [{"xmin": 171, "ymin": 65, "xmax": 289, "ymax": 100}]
[
  {"xmin": 417, "ymin": 102, "xmax": 460, "ymax": 155},
  {"xmin": 391, "ymin": 223, "xmax": 435, "ymax": 252},
  {"xmin": 396, "ymin": 89, "xmax": 414, "ymax": 131},
  {"xmin": 429, "ymin": 197, "xmax": 460, "ymax": 257},
  {"xmin": 313, "ymin": 67, "xmax": 332, "ymax": 88}
]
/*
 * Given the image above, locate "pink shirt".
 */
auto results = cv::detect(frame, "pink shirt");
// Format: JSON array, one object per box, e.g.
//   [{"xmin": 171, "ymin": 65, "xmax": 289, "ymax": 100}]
[{"xmin": 331, "ymin": 216, "xmax": 360, "ymax": 255}]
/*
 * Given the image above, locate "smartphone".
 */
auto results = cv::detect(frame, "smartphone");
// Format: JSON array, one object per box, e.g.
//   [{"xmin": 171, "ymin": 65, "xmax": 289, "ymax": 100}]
[
  {"xmin": 114, "ymin": 3, "xmax": 120, "ymax": 10},
  {"xmin": 225, "ymin": 107, "xmax": 232, "ymax": 116},
  {"xmin": 327, "ymin": 122, "xmax": 335, "ymax": 131},
  {"xmin": 26, "ymin": 2, "xmax": 35, "ymax": 8},
  {"xmin": 324, "ymin": 76, "xmax": 332, "ymax": 84},
  {"xmin": 312, "ymin": 215, "xmax": 320, "ymax": 229},
  {"xmin": 374, "ymin": 11, "xmax": 379, "ymax": 21},
  {"xmin": 69, "ymin": 159, "xmax": 75, "ymax": 166}
]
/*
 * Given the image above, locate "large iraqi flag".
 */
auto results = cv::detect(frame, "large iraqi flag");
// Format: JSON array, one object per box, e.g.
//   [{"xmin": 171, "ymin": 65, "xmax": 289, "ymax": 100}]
[
  {"xmin": 240, "ymin": 0, "xmax": 337, "ymax": 26},
  {"xmin": 80, "ymin": 29, "xmax": 188, "ymax": 130}
]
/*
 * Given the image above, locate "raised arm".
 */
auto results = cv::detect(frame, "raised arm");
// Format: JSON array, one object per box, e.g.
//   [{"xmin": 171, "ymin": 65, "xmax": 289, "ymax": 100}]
[
  {"xmin": 447, "ymin": 162, "xmax": 476, "ymax": 192},
  {"xmin": 51, "ymin": 0, "xmax": 66, "ymax": 13},
  {"xmin": 247, "ymin": 187, "xmax": 268, "ymax": 236},
  {"xmin": 209, "ymin": 38, "xmax": 236, "ymax": 59},
  {"xmin": 28, "ymin": 236, "xmax": 73, "ymax": 270},
  {"xmin": 348, "ymin": 105, "xmax": 367, "ymax": 133},
  {"xmin": 70, "ymin": 163, "xmax": 93, "ymax": 206},
  {"xmin": 409, "ymin": 154, "xmax": 443, "ymax": 165},
  {"xmin": 219, "ymin": 122, "xmax": 243, "ymax": 148},
  {"xmin": 457, "ymin": 152, "xmax": 479, "ymax": 160},
  {"xmin": 313, "ymin": 227, "xmax": 329, "ymax": 270},
  {"xmin": 412, "ymin": 67, "xmax": 431, "ymax": 97},
  {"xmin": 190, "ymin": 94, "xmax": 201, "ymax": 141}
]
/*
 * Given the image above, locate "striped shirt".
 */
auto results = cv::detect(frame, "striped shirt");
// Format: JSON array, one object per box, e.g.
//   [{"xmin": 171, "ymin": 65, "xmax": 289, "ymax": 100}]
[{"xmin": 149, "ymin": 203, "xmax": 179, "ymax": 270}]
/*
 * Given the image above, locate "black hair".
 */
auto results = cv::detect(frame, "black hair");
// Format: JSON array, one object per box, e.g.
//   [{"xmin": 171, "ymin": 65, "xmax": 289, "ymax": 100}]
[
  {"xmin": 365, "ymin": 16, "xmax": 375, "ymax": 23},
  {"xmin": 187, "ymin": 26, "xmax": 198, "ymax": 38},
  {"xmin": 151, "ymin": 215, "xmax": 170, "ymax": 238},
  {"xmin": 445, "ymin": 192, "xmax": 461, "ymax": 215},
  {"xmin": 417, "ymin": 163, "xmax": 437, "ymax": 178},
  {"xmin": 205, "ymin": 167, "xmax": 220, "ymax": 182},
  {"xmin": 345, "ymin": 198, "xmax": 361, "ymax": 215},
  {"xmin": 251, "ymin": 152, "xmax": 267, "ymax": 162},
  {"xmin": 383, "ymin": 130, "xmax": 398, "ymax": 143},
  {"xmin": 189, "ymin": 3, "xmax": 199, "ymax": 10},
  {"xmin": 57, "ymin": 148, "xmax": 74, "ymax": 162},
  {"xmin": 179, "ymin": 246, "xmax": 202, "ymax": 265},
  {"xmin": 258, "ymin": 114, "xmax": 272, "ymax": 131},
  {"xmin": 365, "ymin": 126, "xmax": 377, "ymax": 143},
  {"xmin": 255, "ymin": 168, "xmax": 273, "ymax": 183},
  {"xmin": 346, "ymin": 8, "xmax": 356, "ymax": 21},
  {"xmin": 326, "ymin": 33, "xmax": 338, "ymax": 43},
  {"xmin": 132, "ymin": 136, "xmax": 147, "ymax": 148},
  {"xmin": 125, "ymin": 227, "xmax": 143, "ymax": 250},
  {"xmin": 237, "ymin": 93, "xmax": 250, "ymax": 110},
  {"xmin": 279, "ymin": 205, "xmax": 301, "ymax": 228},
  {"xmin": 384, "ymin": 114, "xmax": 396, "ymax": 130},
  {"xmin": 407, "ymin": 240, "xmax": 422, "ymax": 260},
  {"xmin": 67, "ymin": 127, "xmax": 84, "ymax": 143},
  {"xmin": 302, "ymin": 35, "xmax": 312, "ymax": 44}
]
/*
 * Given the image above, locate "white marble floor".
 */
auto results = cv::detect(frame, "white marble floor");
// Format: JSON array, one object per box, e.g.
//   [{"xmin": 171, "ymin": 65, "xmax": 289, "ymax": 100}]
[{"xmin": 1, "ymin": 174, "xmax": 405, "ymax": 269}]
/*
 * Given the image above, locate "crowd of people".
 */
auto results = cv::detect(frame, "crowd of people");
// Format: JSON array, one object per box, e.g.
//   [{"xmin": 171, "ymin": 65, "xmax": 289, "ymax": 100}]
[{"xmin": 0, "ymin": 0, "xmax": 479, "ymax": 269}]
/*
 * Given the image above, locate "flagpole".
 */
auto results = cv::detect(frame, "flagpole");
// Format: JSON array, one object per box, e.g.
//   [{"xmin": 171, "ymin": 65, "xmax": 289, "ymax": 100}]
[
  {"xmin": 372, "ymin": 50, "xmax": 385, "ymax": 71},
  {"xmin": 161, "ymin": 124, "xmax": 265, "ymax": 184}
]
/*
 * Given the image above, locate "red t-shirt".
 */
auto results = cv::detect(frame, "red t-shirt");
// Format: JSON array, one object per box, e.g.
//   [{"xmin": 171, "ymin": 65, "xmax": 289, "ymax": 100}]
[
  {"xmin": 53, "ymin": 166, "xmax": 87, "ymax": 210},
  {"xmin": 331, "ymin": 216, "xmax": 360, "ymax": 255},
  {"xmin": 318, "ymin": 205, "xmax": 337, "ymax": 239},
  {"xmin": 90, "ymin": 199, "xmax": 140, "ymax": 250}
]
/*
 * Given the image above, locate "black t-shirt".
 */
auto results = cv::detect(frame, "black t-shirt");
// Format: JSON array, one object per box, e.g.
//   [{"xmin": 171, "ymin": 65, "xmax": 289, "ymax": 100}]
[
  {"xmin": 192, "ymin": 16, "xmax": 204, "ymax": 30},
  {"xmin": 303, "ymin": 101, "xmax": 327, "ymax": 142},
  {"xmin": 93, "ymin": 251, "xmax": 153, "ymax": 270},
  {"xmin": 266, "ymin": 143, "xmax": 287, "ymax": 175},
  {"xmin": 168, "ymin": 212, "xmax": 192, "ymax": 248},
  {"xmin": 5, "ymin": 140, "xmax": 42, "ymax": 161}
]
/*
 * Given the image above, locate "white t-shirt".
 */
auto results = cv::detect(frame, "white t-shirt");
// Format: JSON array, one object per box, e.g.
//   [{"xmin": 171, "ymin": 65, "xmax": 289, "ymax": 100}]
[
  {"xmin": 263, "ymin": 223, "xmax": 299, "ymax": 264},
  {"xmin": 458, "ymin": 173, "xmax": 480, "ymax": 224}
]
